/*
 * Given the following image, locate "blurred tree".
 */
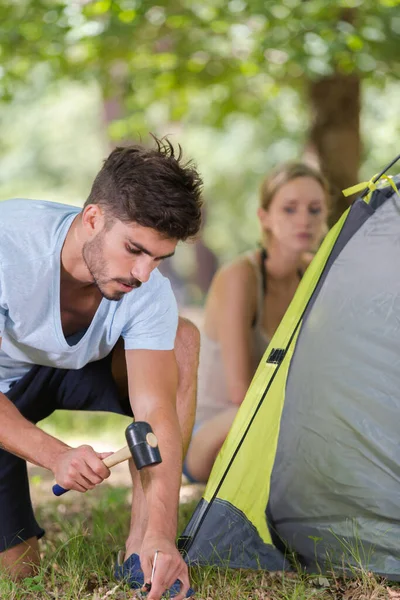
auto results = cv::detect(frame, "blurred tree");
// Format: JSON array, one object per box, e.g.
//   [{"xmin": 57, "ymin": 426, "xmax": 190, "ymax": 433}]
[{"xmin": 1, "ymin": 0, "xmax": 399, "ymax": 222}]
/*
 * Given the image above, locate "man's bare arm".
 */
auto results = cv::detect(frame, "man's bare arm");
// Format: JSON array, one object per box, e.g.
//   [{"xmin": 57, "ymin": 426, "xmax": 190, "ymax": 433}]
[
  {"xmin": 126, "ymin": 348, "xmax": 189, "ymax": 599},
  {"xmin": 0, "ymin": 336, "xmax": 110, "ymax": 492}
]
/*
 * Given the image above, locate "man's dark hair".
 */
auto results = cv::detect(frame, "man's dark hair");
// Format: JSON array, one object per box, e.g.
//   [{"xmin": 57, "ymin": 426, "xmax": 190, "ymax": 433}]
[{"xmin": 84, "ymin": 137, "xmax": 203, "ymax": 240}]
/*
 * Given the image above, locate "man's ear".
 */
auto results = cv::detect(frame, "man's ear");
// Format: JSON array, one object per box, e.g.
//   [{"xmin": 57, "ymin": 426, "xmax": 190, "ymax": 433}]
[
  {"xmin": 257, "ymin": 206, "xmax": 270, "ymax": 230},
  {"xmin": 82, "ymin": 204, "xmax": 105, "ymax": 236}
]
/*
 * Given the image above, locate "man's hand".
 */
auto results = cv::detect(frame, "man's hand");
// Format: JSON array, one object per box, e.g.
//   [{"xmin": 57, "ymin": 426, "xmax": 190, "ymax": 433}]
[
  {"xmin": 140, "ymin": 534, "xmax": 191, "ymax": 600},
  {"xmin": 51, "ymin": 445, "xmax": 111, "ymax": 493}
]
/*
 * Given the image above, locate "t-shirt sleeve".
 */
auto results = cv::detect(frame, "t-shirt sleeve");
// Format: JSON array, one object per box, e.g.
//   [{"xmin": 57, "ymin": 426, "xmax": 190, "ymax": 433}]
[
  {"xmin": 0, "ymin": 310, "xmax": 5, "ymax": 338},
  {"xmin": 0, "ymin": 270, "xmax": 6, "ymax": 337},
  {"xmin": 121, "ymin": 275, "xmax": 179, "ymax": 351}
]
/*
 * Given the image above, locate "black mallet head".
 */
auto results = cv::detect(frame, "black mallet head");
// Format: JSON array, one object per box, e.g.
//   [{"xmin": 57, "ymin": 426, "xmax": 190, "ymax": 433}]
[{"xmin": 125, "ymin": 422, "xmax": 162, "ymax": 470}]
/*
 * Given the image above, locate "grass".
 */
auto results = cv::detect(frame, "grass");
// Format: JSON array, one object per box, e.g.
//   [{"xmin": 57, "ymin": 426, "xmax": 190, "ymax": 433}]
[
  {"xmin": 2, "ymin": 412, "xmax": 397, "ymax": 599},
  {"xmin": 1, "ymin": 481, "xmax": 397, "ymax": 599}
]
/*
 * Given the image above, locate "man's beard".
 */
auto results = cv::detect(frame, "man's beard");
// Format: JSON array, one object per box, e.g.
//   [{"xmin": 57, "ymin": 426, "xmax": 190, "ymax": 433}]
[{"xmin": 82, "ymin": 233, "xmax": 141, "ymax": 301}]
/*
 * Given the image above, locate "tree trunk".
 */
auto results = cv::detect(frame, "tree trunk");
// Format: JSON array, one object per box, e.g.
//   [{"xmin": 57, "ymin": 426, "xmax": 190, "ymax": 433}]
[{"xmin": 306, "ymin": 73, "xmax": 361, "ymax": 225}]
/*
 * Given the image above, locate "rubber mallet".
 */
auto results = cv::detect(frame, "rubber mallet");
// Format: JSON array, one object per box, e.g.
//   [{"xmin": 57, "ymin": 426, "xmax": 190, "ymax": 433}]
[{"xmin": 52, "ymin": 421, "xmax": 162, "ymax": 496}]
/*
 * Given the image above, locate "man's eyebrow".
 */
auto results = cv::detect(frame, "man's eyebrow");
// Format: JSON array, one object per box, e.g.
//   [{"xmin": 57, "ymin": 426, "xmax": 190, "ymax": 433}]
[{"xmin": 127, "ymin": 240, "xmax": 175, "ymax": 260}]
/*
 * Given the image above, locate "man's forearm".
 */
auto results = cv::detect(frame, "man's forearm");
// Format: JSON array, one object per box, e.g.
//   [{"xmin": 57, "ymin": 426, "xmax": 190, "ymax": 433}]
[
  {"xmin": 0, "ymin": 391, "xmax": 70, "ymax": 470},
  {"xmin": 139, "ymin": 410, "xmax": 183, "ymax": 540}
]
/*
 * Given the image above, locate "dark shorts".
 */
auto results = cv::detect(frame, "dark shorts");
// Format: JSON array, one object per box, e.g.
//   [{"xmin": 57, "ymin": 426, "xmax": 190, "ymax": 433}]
[{"xmin": 1, "ymin": 353, "xmax": 132, "ymax": 552}]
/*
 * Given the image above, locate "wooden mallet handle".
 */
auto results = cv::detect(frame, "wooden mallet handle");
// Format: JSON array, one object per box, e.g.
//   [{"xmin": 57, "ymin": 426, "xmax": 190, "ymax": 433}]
[
  {"xmin": 102, "ymin": 445, "xmax": 132, "ymax": 468},
  {"xmin": 52, "ymin": 444, "xmax": 132, "ymax": 497}
]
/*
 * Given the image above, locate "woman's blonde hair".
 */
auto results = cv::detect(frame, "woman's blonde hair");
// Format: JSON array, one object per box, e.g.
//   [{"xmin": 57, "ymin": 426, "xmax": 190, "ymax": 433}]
[{"xmin": 259, "ymin": 162, "xmax": 330, "ymax": 210}]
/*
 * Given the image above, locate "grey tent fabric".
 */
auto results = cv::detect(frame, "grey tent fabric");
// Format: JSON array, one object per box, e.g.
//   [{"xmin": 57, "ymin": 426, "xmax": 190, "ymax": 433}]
[
  {"xmin": 184, "ymin": 499, "xmax": 290, "ymax": 570},
  {"xmin": 182, "ymin": 178, "xmax": 400, "ymax": 579},
  {"xmin": 269, "ymin": 185, "xmax": 400, "ymax": 578}
]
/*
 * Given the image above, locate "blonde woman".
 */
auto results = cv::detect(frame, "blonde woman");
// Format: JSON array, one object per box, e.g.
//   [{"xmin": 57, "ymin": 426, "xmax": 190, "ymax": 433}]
[{"xmin": 184, "ymin": 162, "xmax": 329, "ymax": 483}]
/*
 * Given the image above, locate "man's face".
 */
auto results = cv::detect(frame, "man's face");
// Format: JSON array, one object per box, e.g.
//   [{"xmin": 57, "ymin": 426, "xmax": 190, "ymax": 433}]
[{"xmin": 82, "ymin": 219, "xmax": 177, "ymax": 301}]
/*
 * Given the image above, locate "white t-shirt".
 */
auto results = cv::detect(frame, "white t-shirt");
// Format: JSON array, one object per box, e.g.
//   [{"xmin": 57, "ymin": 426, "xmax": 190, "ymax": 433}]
[{"xmin": 0, "ymin": 199, "xmax": 178, "ymax": 393}]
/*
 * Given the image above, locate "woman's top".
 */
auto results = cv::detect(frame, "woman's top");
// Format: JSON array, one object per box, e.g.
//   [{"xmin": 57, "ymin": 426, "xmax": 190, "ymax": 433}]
[{"xmin": 195, "ymin": 251, "xmax": 270, "ymax": 424}]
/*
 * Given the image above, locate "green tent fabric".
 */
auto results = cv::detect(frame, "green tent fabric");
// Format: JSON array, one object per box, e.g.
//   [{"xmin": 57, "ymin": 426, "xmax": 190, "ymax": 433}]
[{"xmin": 181, "ymin": 173, "xmax": 400, "ymax": 579}]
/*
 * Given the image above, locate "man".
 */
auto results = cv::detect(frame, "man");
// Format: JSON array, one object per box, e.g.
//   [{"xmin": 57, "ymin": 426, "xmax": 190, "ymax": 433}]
[{"xmin": 0, "ymin": 138, "xmax": 203, "ymax": 600}]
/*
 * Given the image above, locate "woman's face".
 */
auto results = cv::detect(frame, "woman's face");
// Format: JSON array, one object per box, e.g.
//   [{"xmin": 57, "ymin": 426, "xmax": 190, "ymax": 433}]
[{"xmin": 258, "ymin": 176, "xmax": 328, "ymax": 254}]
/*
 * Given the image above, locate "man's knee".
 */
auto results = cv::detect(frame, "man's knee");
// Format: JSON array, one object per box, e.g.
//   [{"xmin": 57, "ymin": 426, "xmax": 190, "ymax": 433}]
[{"xmin": 175, "ymin": 317, "xmax": 200, "ymax": 359}]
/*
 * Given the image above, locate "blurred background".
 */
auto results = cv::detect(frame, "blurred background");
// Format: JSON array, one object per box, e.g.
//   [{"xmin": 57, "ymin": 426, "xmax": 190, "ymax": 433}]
[{"xmin": 1, "ymin": 0, "xmax": 399, "ymax": 445}]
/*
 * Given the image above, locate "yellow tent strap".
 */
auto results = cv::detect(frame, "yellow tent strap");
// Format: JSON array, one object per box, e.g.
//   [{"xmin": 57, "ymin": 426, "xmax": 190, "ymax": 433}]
[{"xmin": 342, "ymin": 174, "xmax": 400, "ymax": 201}]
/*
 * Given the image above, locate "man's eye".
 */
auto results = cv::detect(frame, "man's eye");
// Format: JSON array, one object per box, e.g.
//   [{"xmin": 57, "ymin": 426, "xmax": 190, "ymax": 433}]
[{"xmin": 126, "ymin": 246, "xmax": 141, "ymax": 255}]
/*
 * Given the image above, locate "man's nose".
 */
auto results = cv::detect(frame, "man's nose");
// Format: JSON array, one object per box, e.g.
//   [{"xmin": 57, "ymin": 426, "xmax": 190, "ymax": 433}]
[{"xmin": 131, "ymin": 258, "xmax": 153, "ymax": 283}]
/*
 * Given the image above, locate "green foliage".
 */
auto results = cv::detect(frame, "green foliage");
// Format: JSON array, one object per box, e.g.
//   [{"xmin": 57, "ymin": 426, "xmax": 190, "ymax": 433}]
[
  {"xmin": 0, "ymin": 1, "xmax": 399, "ymax": 265},
  {"xmin": 0, "ymin": 0, "xmax": 399, "ymax": 130},
  {"xmin": 0, "ymin": 76, "xmax": 399, "ymax": 264},
  {"xmin": 0, "ymin": 79, "xmax": 106, "ymax": 204}
]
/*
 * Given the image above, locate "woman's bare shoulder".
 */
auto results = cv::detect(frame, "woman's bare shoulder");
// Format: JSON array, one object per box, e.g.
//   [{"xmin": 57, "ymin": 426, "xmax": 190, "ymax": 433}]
[
  {"xmin": 216, "ymin": 253, "xmax": 258, "ymax": 285},
  {"xmin": 207, "ymin": 253, "xmax": 259, "ymax": 306},
  {"xmin": 204, "ymin": 252, "xmax": 259, "ymax": 331}
]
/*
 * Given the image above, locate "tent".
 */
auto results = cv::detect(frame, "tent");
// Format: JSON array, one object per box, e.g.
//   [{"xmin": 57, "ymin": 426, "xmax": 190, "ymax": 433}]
[{"xmin": 180, "ymin": 165, "xmax": 400, "ymax": 579}]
